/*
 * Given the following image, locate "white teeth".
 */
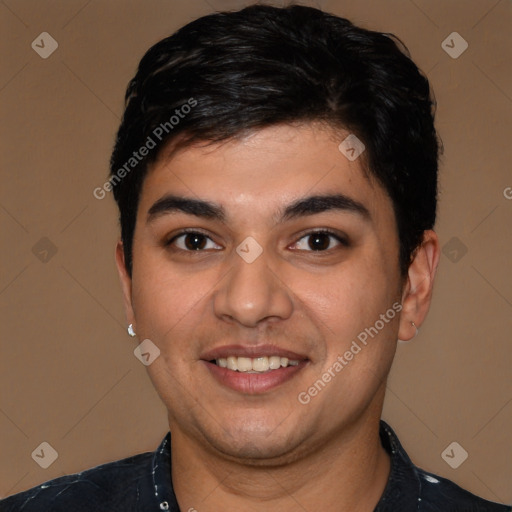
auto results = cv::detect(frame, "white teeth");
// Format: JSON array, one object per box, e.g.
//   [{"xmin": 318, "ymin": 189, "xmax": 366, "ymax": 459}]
[
  {"xmin": 227, "ymin": 356, "xmax": 238, "ymax": 371},
  {"xmin": 269, "ymin": 356, "xmax": 281, "ymax": 370},
  {"xmin": 252, "ymin": 357, "xmax": 269, "ymax": 372},
  {"xmin": 237, "ymin": 357, "xmax": 253, "ymax": 372},
  {"xmin": 215, "ymin": 356, "xmax": 301, "ymax": 372}
]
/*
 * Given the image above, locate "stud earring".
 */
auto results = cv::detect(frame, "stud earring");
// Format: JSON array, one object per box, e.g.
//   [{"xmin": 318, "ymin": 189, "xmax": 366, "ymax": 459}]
[
  {"xmin": 398, "ymin": 321, "xmax": 419, "ymax": 343},
  {"xmin": 127, "ymin": 324, "xmax": 136, "ymax": 337}
]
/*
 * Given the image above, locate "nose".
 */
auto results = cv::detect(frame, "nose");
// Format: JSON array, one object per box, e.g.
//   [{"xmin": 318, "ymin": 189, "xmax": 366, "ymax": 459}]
[{"xmin": 213, "ymin": 249, "xmax": 294, "ymax": 327}]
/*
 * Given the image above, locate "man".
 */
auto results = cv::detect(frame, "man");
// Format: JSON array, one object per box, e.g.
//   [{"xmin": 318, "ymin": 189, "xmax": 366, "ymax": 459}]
[{"xmin": 1, "ymin": 4, "xmax": 509, "ymax": 511}]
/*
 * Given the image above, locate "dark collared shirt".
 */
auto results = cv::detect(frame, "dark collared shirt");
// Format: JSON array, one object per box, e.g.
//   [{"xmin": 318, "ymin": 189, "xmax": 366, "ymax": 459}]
[{"xmin": 1, "ymin": 421, "xmax": 510, "ymax": 511}]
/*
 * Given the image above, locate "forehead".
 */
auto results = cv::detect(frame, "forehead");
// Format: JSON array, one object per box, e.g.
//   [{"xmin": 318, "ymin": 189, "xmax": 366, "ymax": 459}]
[{"xmin": 138, "ymin": 123, "xmax": 391, "ymax": 223}]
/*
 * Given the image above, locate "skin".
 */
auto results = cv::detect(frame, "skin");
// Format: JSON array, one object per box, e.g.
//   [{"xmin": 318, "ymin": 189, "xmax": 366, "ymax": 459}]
[{"xmin": 116, "ymin": 123, "xmax": 440, "ymax": 511}]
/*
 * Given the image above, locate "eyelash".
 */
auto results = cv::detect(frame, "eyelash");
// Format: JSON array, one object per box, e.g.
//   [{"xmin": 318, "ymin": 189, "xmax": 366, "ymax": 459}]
[
  {"xmin": 292, "ymin": 229, "xmax": 349, "ymax": 251},
  {"xmin": 165, "ymin": 229, "xmax": 349, "ymax": 253}
]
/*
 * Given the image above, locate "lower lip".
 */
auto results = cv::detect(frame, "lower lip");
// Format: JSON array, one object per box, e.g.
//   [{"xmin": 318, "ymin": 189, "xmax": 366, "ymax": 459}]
[{"xmin": 203, "ymin": 360, "xmax": 307, "ymax": 394}]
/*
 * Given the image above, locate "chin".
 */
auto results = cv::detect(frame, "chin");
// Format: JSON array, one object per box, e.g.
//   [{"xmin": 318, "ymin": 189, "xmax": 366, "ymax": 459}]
[
  {"xmin": 217, "ymin": 440, "xmax": 302, "ymax": 467},
  {"xmin": 202, "ymin": 422, "xmax": 306, "ymax": 465}
]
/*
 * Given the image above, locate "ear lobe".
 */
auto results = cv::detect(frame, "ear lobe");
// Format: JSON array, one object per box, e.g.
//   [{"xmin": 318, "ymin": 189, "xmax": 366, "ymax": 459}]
[
  {"xmin": 398, "ymin": 230, "xmax": 440, "ymax": 342},
  {"xmin": 115, "ymin": 241, "xmax": 136, "ymax": 330}
]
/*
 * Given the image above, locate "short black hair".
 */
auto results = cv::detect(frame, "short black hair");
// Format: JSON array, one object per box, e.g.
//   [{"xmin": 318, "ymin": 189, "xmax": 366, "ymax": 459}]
[{"xmin": 110, "ymin": 4, "xmax": 439, "ymax": 277}]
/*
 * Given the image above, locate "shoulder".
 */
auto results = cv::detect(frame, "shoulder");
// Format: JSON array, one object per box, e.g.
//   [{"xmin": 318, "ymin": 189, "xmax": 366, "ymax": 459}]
[
  {"xmin": 0, "ymin": 451, "xmax": 153, "ymax": 512},
  {"xmin": 378, "ymin": 421, "xmax": 510, "ymax": 512},
  {"xmin": 415, "ymin": 468, "xmax": 511, "ymax": 512}
]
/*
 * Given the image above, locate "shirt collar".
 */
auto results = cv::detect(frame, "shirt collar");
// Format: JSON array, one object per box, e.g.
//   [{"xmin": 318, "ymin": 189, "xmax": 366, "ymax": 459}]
[
  {"xmin": 138, "ymin": 433, "xmax": 177, "ymax": 511},
  {"xmin": 375, "ymin": 420, "xmax": 422, "ymax": 510},
  {"xmin": 142, "ymin": 420, "xmax": 421, "ymax": 511}
]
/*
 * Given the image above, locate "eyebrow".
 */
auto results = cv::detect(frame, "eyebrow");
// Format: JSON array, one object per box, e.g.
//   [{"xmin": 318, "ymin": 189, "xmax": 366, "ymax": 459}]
[
  {"xmin": 146, "ymin": 193, "xmax": 370, "ymax": 224},
  {"xmin": 279, "ymin": 194, "xmax": 370, "ymax": 222},
  {"xmin": 147, "ymin": 195, "xmax": 226, "ymax": 223}
]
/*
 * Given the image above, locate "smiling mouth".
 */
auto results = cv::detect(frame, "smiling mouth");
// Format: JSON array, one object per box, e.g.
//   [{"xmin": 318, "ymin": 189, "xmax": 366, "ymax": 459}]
[
  {"xmin": 212, "ymin": 356, "xmax": 300, "ymax": 373},
  {"xmin": 203, "ymin": 349, "xmax": 308, "ymax": 393}
]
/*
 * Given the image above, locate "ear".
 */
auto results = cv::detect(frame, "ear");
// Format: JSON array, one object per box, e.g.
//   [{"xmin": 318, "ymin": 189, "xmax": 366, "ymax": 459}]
[
  {"xmin": 398, "ymin": 230, "xmax": 440, "ymax": 341},
  {"xmin": 115, "ymin": 240, "xmax": 136, "ymax": 332}
]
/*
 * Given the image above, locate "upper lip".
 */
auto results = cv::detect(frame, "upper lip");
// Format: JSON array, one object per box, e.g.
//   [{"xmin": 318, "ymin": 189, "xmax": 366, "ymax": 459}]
[{"xmin": 200, "ymin": 344, "xmax": 309, "ymax": 361}]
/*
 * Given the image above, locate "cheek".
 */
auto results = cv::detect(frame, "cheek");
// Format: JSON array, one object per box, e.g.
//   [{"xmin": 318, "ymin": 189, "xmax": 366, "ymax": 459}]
[
  {"xmin": 293, "ymin": 257, "xmax": 401, "ymax": 398},
  {"xmin": 295, "ymin": 255, "xmax": 397, "ymax": 334},
  {"xmin": 130, "ymin": 250, "xmax": 218, "ymax": 342}
]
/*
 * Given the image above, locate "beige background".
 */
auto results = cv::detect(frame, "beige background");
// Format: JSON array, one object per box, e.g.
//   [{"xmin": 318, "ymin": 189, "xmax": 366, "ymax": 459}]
[{"xmin": 1, "ymin": 0, "xmax": 511, "ymax": 505}]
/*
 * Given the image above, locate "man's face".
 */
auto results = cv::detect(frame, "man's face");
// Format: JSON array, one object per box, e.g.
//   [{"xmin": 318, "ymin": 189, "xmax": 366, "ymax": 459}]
[{"xmin": 122, "ymin": 124, "xmax": 404, "ymax": 463}]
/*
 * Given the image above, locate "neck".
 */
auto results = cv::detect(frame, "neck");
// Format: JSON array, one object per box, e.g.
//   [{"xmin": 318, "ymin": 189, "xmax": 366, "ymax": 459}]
[{"xmin": 170, "ymin": 398, "xmax": 390, "ymax": 512}]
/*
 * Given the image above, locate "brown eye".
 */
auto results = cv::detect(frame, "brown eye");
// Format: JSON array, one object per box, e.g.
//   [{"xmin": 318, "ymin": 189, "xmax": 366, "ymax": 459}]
[
  {"xmin": 292, "ymin": 231, "xmax": 347, "ymax": 251},
  {"xmin": 170, "ymin": 232, "xmax": 222, "ymax": 251},
  {"xmin": 307, "ymin": 232, "xmax": 331, "ymax": 251},
  {"xmin": 184, "ymin": 233, "xmax": 207, "ymax": 250}
]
